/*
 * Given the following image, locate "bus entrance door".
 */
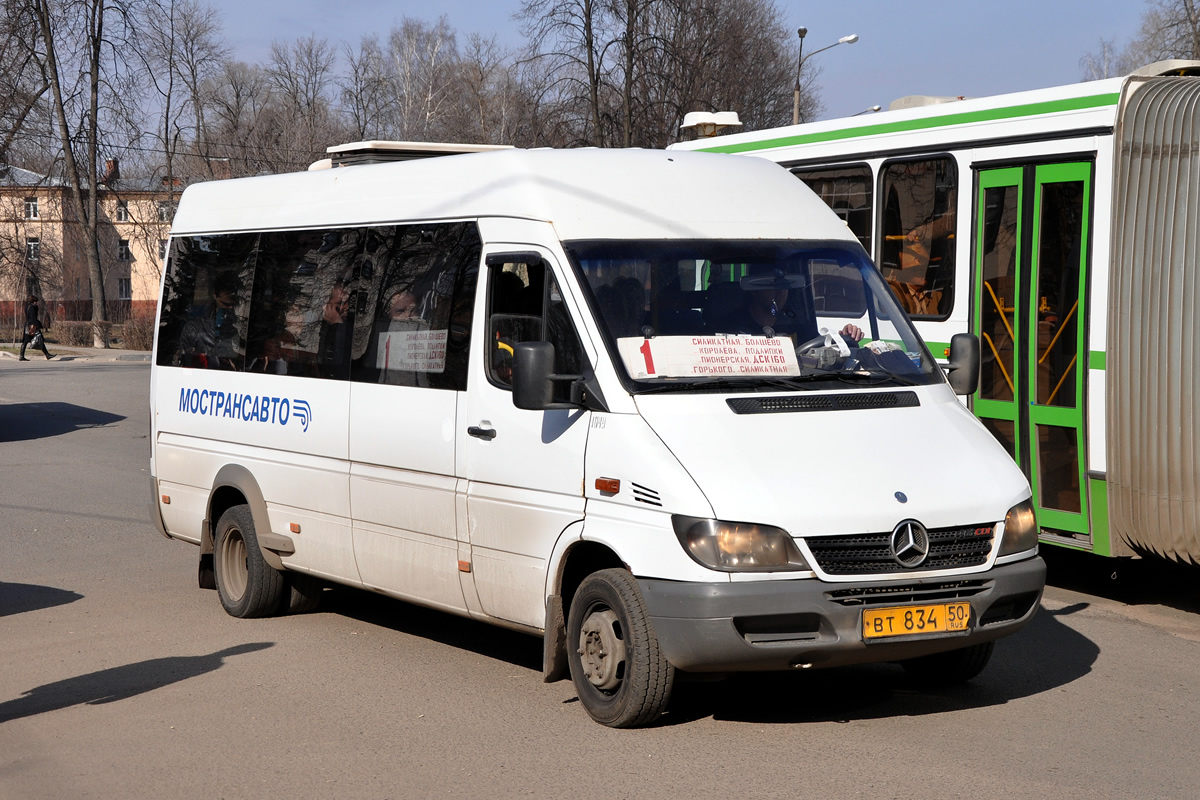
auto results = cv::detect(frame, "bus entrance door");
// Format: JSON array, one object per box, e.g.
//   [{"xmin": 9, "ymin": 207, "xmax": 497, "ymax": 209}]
[{"xmin": 973, "ymin": 163, "xmax": 1092, "ymax": 543}]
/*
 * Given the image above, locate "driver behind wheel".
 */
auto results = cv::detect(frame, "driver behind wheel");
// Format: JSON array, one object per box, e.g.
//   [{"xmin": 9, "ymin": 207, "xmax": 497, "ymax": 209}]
[{"xmin": 716, "ymin": 266, "xmax": 863, "ymax": 344}]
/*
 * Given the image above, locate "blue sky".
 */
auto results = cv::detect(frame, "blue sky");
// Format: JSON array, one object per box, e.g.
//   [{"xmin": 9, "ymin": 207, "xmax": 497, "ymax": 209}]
[{"xmin": 209, "ymin": 0, "xmax": 1145, "ymax": 121}]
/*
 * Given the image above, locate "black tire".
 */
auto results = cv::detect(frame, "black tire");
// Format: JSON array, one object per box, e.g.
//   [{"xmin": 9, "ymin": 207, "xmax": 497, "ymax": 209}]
[
  {"xmin": 901, "ymin": 641, "xmax": 994, "ymax": 685},
  {"xmin": 281, "ymin": 572, "xmax": 325, "ymax": 615},
  {"xmin": 213, "ymin": 504, "xmax": 285, "ymax": 618},
  {"xmin": 566, "ymin": 568, "xmax": 674, "ymax": 727}
]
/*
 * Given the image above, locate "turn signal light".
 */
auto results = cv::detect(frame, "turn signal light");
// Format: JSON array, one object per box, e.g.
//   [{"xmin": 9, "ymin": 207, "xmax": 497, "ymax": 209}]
[
  {"xmin": 458, "ymin": 560, "xmax": 472, "ymax": 573},
  {"xmin": 160, "ymin": 495, "xmax": 170, "ymax": 504},
  {"xmin": 290, "ymin": 523, "xmax": 301, "ymax": 533},
  {"xmin": 595, "ymin": 478, "xmax": 620, "ymax": 494}
]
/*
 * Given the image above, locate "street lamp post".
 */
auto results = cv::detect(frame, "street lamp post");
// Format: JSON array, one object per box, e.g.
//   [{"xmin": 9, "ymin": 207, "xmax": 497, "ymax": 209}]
[{"xmin": 793, "ymin": 28, "xmax": 859, "ymax": 125}]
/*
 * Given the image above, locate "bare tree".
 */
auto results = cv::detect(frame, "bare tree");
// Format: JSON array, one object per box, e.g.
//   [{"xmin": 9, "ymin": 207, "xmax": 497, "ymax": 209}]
[
  {"xmin": 518, "ymin": 0, "xmax": 614, "ymax": 146},
  {"xmin": 339, "ymin": 35, "xmax": 387, "ymax": 140},
  {"xmin": 0, "ymin": 2, "xmax": 50, "ymax": 164},
  {"xmin": 1130, "ymin": 0, "xmax": 1200, "ymax": 61},
  {"xmin": 1080, "ymin": 38, "xmax": 1133, "ymax": 80},
  {"xmin": 29, "ymin": 0, "xmax": 146, "ymax": 345},
  {"xmin": 1081, "ymin": 0, "xmax": 1200, "ymax": 80}
]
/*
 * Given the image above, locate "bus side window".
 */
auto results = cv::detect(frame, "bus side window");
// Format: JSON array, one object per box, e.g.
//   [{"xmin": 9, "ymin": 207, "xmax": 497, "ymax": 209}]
[
  {"xmin": 156, "ymin": 233, "xmax": 258, "ymax": 371},
  {"xmin": 487, "ymin": 259, "xmax": 584, "ymax": 399},
  {"xmin": 792, "ymin": 164, "xmax": 874, "ymax": 254},
  {"xmin": 879, "ymin": 156, "xmax": 957, "ymax": 319},
  {"xmin": 350, "ymin": 222, "xmax": 480, "ymax": 390},
  {"xmin": 246, "ymin": 228, "xmax": 365, "ymax": 380}
]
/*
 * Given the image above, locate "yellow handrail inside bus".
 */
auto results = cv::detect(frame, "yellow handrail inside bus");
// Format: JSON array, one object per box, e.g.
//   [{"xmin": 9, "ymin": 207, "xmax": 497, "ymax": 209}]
[
  {"xmin": 983, "ymin": 281, "xmax": 1016, "ymax": 341},
  {"xmin": 1045, "ymin": 353, "xmax": 1078, "ymax": 406},
  {"xmin": 982, "ymin": 332, "xmax": 1015, "ymax": 394},
  {"xmin": 1038, "ymin": 299, "xmax": 1079, "ymax": 364}
]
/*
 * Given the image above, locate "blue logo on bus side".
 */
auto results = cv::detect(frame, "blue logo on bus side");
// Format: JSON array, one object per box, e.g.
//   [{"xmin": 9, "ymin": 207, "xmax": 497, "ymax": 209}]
[{"xmin": 178, "ymin": 387, "xmax": 312, "ymax": 432}]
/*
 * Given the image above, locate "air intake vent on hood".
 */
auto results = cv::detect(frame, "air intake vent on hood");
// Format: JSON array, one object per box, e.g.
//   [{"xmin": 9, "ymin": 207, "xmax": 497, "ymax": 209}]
[{"xmin": 726, "ymin": 391, "xmax": 919, "ymax": 415}]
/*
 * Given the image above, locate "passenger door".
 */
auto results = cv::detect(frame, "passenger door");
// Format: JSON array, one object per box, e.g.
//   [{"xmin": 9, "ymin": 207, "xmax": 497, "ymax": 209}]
[
  {"xmin": 972, "ymin": 163, "xmax": 1092, "ymax": 540},
  {"xmin": 458, "ymin": 249, "xmax": 590, "ymax": 628},
  {"xmin": 347, "ymin": 223, "xmax": 481, "ymax": 612}
]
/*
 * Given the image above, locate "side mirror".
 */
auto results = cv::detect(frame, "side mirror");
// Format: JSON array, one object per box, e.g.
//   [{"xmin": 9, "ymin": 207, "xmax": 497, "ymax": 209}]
[
  {"xmin": 512, "ymin": 341, "xmax": 583, "ymax": 410},
  {"xmin": 947, "ymin": 332, "xmax": 980, "ymax": 396},
  {"xmin": 513, "ymin": 341, "xmax": 556, "ymax": 410}
]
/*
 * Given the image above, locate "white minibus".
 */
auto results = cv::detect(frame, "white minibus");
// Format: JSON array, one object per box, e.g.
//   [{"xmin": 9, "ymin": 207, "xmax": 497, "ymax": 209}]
[
  {"xmin": 671, "ymin": 61, "xmax": 1200, "ymax": 567},
  {"xmin": 149, "ymin": 145, "xmax": 1045, "ymax": 727}
]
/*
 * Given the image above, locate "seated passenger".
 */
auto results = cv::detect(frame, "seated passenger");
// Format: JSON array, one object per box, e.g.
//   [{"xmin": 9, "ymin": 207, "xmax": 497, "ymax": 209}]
[{"xmin": 177, "ymin": 272, "xmax": 242, "ymax": 369}]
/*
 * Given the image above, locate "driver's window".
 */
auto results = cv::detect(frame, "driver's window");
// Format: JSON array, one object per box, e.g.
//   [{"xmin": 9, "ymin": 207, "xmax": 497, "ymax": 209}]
[{"xmin": 487, "ymin": 258, "xmax": 584, "ymax": 396}]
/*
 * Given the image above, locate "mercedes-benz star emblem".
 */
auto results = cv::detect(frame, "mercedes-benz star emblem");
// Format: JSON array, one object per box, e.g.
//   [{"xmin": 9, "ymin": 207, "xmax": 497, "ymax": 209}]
[{"xmin": 890, "ymin": 520, "xmax": 930, "ymax": 568}]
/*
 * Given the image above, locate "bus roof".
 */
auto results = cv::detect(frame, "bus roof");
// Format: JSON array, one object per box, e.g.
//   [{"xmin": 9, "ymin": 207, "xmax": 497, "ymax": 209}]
[
  {"xmin": 169, "ymin": 148, "xmax": 855, "ymax": 244},
  {"xmin": 670, "ymin": 62, "xmax": 1200, "ymax": 159}
]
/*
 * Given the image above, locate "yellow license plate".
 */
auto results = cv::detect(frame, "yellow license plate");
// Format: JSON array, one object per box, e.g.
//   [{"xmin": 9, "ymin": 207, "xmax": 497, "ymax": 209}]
[{"xmin": 862, "ymin": 602, "xmax": 971, "ymax": 640}]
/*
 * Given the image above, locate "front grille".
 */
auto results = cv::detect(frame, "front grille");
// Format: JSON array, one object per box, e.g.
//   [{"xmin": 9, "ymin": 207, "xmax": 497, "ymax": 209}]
[
  {"xmin": 828, "ymin": 579, "xmax": 991, "ymax": 606},
  {"xmin": 806, "ymin": 524, "xmax": 994, "ymax": 575}
]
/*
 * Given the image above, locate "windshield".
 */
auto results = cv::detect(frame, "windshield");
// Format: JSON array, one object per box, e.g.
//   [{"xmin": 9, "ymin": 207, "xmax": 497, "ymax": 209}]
[{"xmin": 566, "ymin": 239, "xmax": 942, "ymax": 391}]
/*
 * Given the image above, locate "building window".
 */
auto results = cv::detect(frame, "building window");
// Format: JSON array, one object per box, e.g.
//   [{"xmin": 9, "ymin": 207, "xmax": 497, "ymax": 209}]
[
  {"xmin": 25, "ymin": 197, "xmax": 38, "ymax": 219},
  {"xmin": 118, "ymin": 278, "xmax": 132, "ymax": 300},
  {"xmin": 116, "ymin": 201, "xmax": 129, "ymax": 222},
  {"xmin": 26, "ymin": 237, "xmax": 40, "ymax": 261},
  {"xmin": 159, "ymin": 239, "xmax": 168, "ymax": 261},
  {"xmin": 118, "ymin": 239, "xmax": 131, "ymax": 261},
  {"xmin": 157, "ymin": 201, "xmax": 174, "ymax": 222}
]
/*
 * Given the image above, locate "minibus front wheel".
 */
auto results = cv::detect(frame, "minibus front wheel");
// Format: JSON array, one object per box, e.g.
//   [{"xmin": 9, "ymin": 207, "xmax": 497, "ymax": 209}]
[
  {"xmin": 213, "ymin": 504, "xmax": 286, "ymax": 618},
  {"xmin": 566, "ymin": 568, "xmax": 674, "ymax": 727}
]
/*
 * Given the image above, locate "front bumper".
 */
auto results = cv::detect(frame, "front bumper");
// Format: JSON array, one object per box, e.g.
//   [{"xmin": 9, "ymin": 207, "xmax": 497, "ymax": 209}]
[{"xmin": 639, "ymin": 556, "xmax": 1045, "ymax": 672}]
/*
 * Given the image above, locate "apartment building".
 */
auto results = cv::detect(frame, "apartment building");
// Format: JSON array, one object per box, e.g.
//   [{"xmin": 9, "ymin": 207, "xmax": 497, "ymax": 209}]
[{"xmin": 0, "ymin": 160, "xmax": 178, "ymax": 325}]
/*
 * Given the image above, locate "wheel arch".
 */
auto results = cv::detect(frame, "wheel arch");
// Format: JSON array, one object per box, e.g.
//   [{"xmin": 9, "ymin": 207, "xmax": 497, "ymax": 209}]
[{"xmin": 207, "ymin": 464, "xmax": 284, "ymax": 571}]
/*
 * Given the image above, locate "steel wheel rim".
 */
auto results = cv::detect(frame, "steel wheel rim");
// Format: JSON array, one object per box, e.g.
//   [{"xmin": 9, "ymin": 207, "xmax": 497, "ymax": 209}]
[
  {"xmin": 577, "ymin": 606, "xmax": 627, "ymax": 692},
  {"xmin": 219, "ymin": 527, "xmax": 248, "ymax": 602}
]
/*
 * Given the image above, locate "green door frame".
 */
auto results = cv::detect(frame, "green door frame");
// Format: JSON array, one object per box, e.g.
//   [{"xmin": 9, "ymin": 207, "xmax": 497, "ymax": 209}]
[{"xmin": 973, "ymin": 162, "xmax": 1092, "ymax": 539}]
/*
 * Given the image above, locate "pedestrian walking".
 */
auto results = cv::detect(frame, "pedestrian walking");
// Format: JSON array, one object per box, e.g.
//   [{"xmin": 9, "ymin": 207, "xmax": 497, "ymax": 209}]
[{"xmin": 19, "ymin": 294, "xmax": 53, "ymax": 361}]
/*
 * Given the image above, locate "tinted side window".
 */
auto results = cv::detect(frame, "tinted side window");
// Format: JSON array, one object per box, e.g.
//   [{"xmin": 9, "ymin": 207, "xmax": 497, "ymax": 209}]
[
  {"xmin": 350, "ymin": 222, "xmax": 481, "ymax": 390},
  {"xmin": 246, "ymin": 228, "xmax": 366, "ymax": 380},
  {"xmin": 879, "ymin": 157, "xmax": 957, "ymax": 318},
  {"xmin": 793, "ymin": 165, "xmax": 873, "ymax": 253},
  {"xmin": 487, "ymin": 257, "xmax": 584, "ymax": 402},
  {"xmin": 156, "ymin": 233, "xmax": 259, "ymax": 369}
]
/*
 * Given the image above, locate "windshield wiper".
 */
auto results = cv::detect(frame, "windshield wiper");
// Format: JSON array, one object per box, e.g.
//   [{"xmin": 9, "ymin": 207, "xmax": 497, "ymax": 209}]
[{"xmin": 831, "ymin": 368, "xmax": 921, "ymax": 386}]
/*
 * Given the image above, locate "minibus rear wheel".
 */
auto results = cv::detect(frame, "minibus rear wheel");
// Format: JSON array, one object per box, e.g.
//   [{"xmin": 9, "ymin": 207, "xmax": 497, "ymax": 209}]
[
  {"xmin": 213, "ymin": 504, "xmax": 285, "ymax": 618},
  {"xmin": 566, "ymin": 568, "xmax": 674, "ymax": 727},
  {"xmin": 901, "ymin": 641, "xmax": 994, "ymax": 685}
]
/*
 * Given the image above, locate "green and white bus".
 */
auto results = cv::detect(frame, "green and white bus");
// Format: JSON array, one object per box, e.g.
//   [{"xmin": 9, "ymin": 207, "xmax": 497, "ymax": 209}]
[{"xmin": 672, "ymin": 61, "xmax": 1200, "ymax": 565}]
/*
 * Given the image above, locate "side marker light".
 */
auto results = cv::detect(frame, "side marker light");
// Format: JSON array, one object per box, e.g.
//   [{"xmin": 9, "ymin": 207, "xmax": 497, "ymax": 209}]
[{"xmin": 595, "ymin": 478, "xmax": 620, "ymax": 494}]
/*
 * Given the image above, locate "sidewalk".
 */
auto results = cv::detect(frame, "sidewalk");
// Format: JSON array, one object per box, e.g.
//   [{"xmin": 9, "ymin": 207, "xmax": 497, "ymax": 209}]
[{"xmin": 0, "ymin": 344, "xmax": 151, "ymax": 363}]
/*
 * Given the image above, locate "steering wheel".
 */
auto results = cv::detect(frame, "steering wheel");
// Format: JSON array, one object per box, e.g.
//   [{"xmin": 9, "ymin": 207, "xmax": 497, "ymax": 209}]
[{"xmin": 795, "ymin": 334, "xmax": 828, "ymax": 354}]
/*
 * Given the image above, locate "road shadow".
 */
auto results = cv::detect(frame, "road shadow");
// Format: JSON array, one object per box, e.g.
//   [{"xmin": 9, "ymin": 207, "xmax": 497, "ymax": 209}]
[
  {"xmin": 0, "ymin": 581, "xmax": 83, "ymax": 617},
  {"xmin": 314, "ymin": 588, "xmax": 1096, "ymax": 727},
  {"xmin": 1042, "ymin": 545, "xmax": 1200, "ymax": 616},
  {"xmin": 657, "ymin": 601, "xmax": 1096, "ymax": 725},
  {"xmin": 0, "ymin": 642, "xmax": 273, "ymax": 724},
  {"xmin": 0, "ymin": 402, "xmax": 125, "ymax": 442},
  {"xmin": 320, "ymin": 587, "xmax": 542, "ymax": 673}
]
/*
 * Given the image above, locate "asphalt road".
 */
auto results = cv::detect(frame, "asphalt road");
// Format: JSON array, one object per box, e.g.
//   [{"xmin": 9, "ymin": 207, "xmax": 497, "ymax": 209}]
[{"xmin": 2, "ymin": 355, "xmax": 1199, "ymax": 799}]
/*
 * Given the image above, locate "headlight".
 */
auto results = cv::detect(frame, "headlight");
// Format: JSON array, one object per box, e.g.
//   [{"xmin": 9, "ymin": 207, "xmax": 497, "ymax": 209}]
[
  {"xmin": 997, "ymin": 499, "xmax": 1038, "ymax": 556},
  {"xmin": 672, "ymin": 516, "xmax": 809, "ymax": 571}
]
